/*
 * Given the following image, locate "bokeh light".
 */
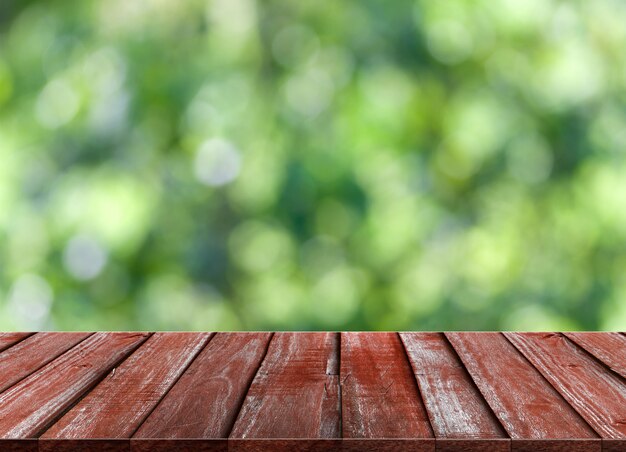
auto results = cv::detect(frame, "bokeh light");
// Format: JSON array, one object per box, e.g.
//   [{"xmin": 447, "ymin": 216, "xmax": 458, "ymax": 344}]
[{"xmin": 0, "ymin": 0, "xmax": 625, "ymax": 331}]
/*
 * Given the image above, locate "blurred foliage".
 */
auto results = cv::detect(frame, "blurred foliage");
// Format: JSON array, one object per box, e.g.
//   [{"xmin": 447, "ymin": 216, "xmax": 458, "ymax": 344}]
[{"xmin": 1, "ymin": 0, "xmax": 626, "ymax": 331}]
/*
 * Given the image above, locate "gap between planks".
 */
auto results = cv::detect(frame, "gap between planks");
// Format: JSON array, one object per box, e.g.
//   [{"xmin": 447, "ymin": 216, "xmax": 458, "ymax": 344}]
[
  {"xmin": 222, "ymin": 332, "xmax": 275, "ymax": 439},
  {"xmin": 36, "ymin": 333, "xmax": 154, "ymax": 439},
  {"xmin": 127, "ymin": 333, "xmax": 219, "ymax": 438}
]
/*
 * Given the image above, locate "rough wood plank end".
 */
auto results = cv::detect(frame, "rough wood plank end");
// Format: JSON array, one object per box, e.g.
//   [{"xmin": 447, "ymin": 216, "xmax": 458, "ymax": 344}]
[
  {"xmin": 130, "ymin": 439, "xmax": 227, "ymax": 452},
  {"xmin": 0, "ymin": 439, "xmax": 38, "ymax": 452},
  {"xmin": 510, "ymin": 439, "xmax": 601, "ymax": 452},
  {"xmin": 435, "ymin": 438, "xmax": 510, "ymax": 452},
  {"xmin": 39, "ymin": 439, "xmax": 129, "ymax": 452}
]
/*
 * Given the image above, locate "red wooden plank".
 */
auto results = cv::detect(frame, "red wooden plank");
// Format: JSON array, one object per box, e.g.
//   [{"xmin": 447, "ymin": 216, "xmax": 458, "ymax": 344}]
[
  {"xmin": 0, "ymin": 332, "xmax": 92, "ymax": 394},
  {"xmin": 1, "ymin": 331, "xmax": 625, "ymax": 450},
  {"xmin": 446, "ymin": 333, "xmax": 598, "ymax": 452},
  {"xmin": 564, "ymin": 332, "xmax": 626, "ymax": 379},
  {"xmin": 0, "ymin": 333, "xmax": 32, "ymax": 353},
  {"xmin": 340, "ymin": 333, "xmax": 433, "ymax": 445},
  {"xmin": 505, "ymin": 332, "xmax": 626, "ymax": 439},
  {"xmin": 229, "ymin": 332, "xmax": 340, "ymax": 439},
  {"xmin": 41, "ymin": 332, "xmax": 211, "ymax": 440},
  {"xmin": 400, "ymin": 333, "xmax": 508, "ymax": 451},
  {"xmin": 0, "ymin": 332, "xmax": 149, "ymax": 439},
  {"xmin": 134, "ymin": 332, "xmax": 272, "ymax": 439}
]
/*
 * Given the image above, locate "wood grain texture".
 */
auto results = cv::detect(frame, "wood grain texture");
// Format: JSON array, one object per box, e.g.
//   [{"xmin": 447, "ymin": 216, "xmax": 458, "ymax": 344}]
[
  {"xmin": 341, "ymin": 333, "xmax": 433, "ymax": 441},
  {"xmin": 0, "ymin": 331, "xmax": 623, "ymax": 450},
  {"xmin": 0, "ymin": 333, "xmax": 32, "ymax": 353},
  {"xmin": 230, "ymin": 332, "xmax": 340, "ymax": 439},
  {"xmin": 445, "ymin": 333, "xmax": 598, "ymax": 449},
  {"xmin": 135, "ymin": 333, "xmax": 272, "ymax": 439},
  {"xmin": 42, "ymin": 333, "xmax": 211, "ymax": 440},
  {"xmin": 564, "ymin": 332, "xmax": 626, "ymax": 379},
  {"xmin": 400, "ymin": 333, "xmax": 506, "ymax": 442},
  {"xmin": 505, "ymin": 332, "xmax": 626, "ymax": 439},
  {"xmin": 0, "ymin": 332, "xmax": 149, "ymax": 439},
  {"xmin": 0, "ymin": 332, "xmax": 92, "ymax": 394}
]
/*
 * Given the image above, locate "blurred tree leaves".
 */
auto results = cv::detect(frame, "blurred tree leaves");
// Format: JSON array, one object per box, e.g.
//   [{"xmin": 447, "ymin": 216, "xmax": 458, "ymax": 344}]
[{"xmin": 1, "ymin": 0, "xmax": 625, "ymax": 331}]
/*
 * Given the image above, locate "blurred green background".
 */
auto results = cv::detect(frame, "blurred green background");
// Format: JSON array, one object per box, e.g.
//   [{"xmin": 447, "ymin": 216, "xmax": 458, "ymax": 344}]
[{"xmin": 1, "ymin": 0, "xmax": 625, "ymax": 331}]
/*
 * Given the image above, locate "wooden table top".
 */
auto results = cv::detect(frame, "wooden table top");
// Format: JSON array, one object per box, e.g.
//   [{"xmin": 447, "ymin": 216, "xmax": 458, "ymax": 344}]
[{"xmin": 0, "ymin": 332, "xmax": 624, "ymax": 451}]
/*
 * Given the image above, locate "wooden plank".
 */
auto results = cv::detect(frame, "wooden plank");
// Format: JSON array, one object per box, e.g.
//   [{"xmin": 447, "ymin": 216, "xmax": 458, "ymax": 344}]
[
  {"xmin": 340, "ymin": 333, "xmax": 433, "ymax": 445},
  {"xmin": 0, "ymin": 332, "xmax": 149, "ymax": 439},
  {"xmin": 564, "ymin": 332, "xmax": 626, "ymax": 379},
  {"xmin": 0, "ymin": 332, "xmax": 92, "ymax": 394},
  {"xmin": 400, "ymin": 333, "xmax": 508, "ymax": 452},
  {"xmin": 1, "ymin": 330, "xmax": 625, "ymax": 450},
  {"xmin": 0, "ymin": 333, "xmax": 32, "ymax": 353},
  {"xmin": 134, "ymin": 332, "xmax": 272, "ymax": 440},
  {"xmin": 229, "ymin": 332, "xmax": 340, "ymax": 439},
  {"xmin": 446, "ymin": 333, "xmax": 599, "ymax": 452},
  {"xmin": 505, "ymin": 332, "xmax": 626, "ymax": 440},
  {"xmin": 41, "ymin": 332, "xmax": 212, "ymax": 440}
]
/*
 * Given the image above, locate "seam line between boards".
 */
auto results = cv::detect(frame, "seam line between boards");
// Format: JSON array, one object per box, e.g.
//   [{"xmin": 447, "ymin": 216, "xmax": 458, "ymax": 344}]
[
  {"xmin": 501, "ymin": 332, "xmax": 600, "ymax": 439},
  {"xmin": 129, "ymin": 332, "xmax": 218, "ymax": 438},
  {"xmin": 396, "ymin": 332, "xmax": 436, "ymax": 439},
  {"xmin": 225, "ymin": 332, "xmax": 275, "ymax": 439},
  {"xmin": 35, "ymin": 332, "xmax": 154, "ymax": 438}
]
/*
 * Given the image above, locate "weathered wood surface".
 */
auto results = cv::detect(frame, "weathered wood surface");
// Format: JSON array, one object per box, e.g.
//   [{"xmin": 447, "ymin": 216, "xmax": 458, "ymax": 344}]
[
  {"xmin": 135, "ymin": 332, "xmax": 272, "ymax": 439},
  {"xmin": 564, "ymin": 332, "xmax": 626, "ymax": 379},
  {"xmin": 400, "ymin": 333, "xmax": 508, "ymax": 452},
  {"xmin": 41, "ymin": 333, "xmax": 211, "ymax": 439},
  {"xmin": 0, "ymin": 332, "xmax": 624, "ymax": 451},
  {"xmin": 446, "ymin": 333, "xmax": 600, "ymax": 452},
  {"xmin": 341, "ymin": 332, "xmax": 432, "ymax": 442},
  {"xmin": 0, "ymin": 332, "xmax": 32, "ymax": 353},
  {"xmin": 0, "ymin": 332, "xmax": 149, "ymax": 439},
  {"xmin": 230, "ymin": 332, "xmax": 340, "ymax": 439},
  {"xmin": 506, "ymin": 332, "xmax": 626, "ymax": 440},
  {"xmin": 0, "ymin": 332, "xmax": 91, "ymax": 394}
]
